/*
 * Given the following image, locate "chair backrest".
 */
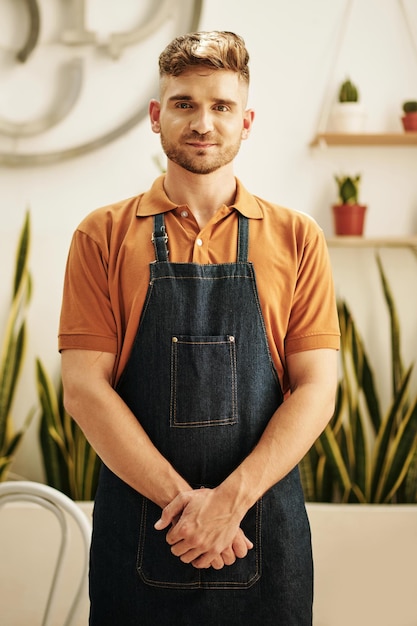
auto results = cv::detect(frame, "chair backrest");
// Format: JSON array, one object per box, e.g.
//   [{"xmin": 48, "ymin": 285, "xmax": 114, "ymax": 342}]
[{"xmin": 0, "ymin": 480, "xmax": 92, "ymax": 626}]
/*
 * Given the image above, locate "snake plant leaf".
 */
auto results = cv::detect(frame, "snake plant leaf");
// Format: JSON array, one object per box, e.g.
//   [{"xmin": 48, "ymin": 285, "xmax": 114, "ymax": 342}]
[
  {"xmin": 316, "ymin": 424, "xmax": 354, "ymax": 502},
  {"xmin": 375, "ymin": 254, "xmax": 404, "ymax": 396},
  {"xmin": 299, "ymin": 444, "xmax": 318, "ymax": 501},
  {"xmin": 13, "ymin": 211, "xmax": 30, "ymax": 298},
  {"xmin": 374, "ymin": 396, "xmax": 417, "ymax": 503},
  {"xmin": 37, "ymin": 368, "xmax": 70, "ymax": 495},
  {"xmin": 0, "ymin": 211, "xmax": 32, "ymax": 480},
  {"xmin": 0, "ymin": 407, "xmax": 34, "ymax": 480},
  {"xmin": 370, "ymin": 367, "xmax": 413, "ymax": 501},
  {"xmin": 315, "ymin": 455, "xmax": 334, "ymax": 502},
  {"xmin": 0, "ymin": 323, "xmax": 25, "ymax": 449},
  {"xmin": 74, "ymin": 430, "xmax": 101, "ymax": 501},
  {"xmin": 336, "ymin": 385, "xmax": 367, "ymax": 495},
  {"xmin": 358, "ymin": 346, "xmax": 381, "ymax": 435},
  {"xmin": 0, "ymin": 292, "xmax": 26, "ymax": 419},
  {"xmin": 402, "ymin": 447, "xmax": 417, "ymax": 503},
  {"xmin": 35, "ymin": 358, "xmax": 62, "ymax": 433},
  {"xmin": 318, "ymin": 382, "xmax": 345, "ymax": 501},
  {"xmin": 339, "ymin": 300, "xmax": 381, "ymax": 433},
  {"xmin": 352, "ymin": 404, "xmax": 369, "ymax": 499},
  {"xmin": 36, "ymin": 357, "xmax": 100, "ymax": 500},
  {"xmin": 0, "ymin": 458, "xmax": 10, "ymax": 481},
  {"xmin": 36, "ymin": 359, "xmax": 69, "ymax": 459}
]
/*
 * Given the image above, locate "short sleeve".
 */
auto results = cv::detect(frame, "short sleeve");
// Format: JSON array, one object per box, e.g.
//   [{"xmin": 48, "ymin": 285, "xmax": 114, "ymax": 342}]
[
  {"xmin": 58, "ymin": 229, "xmax": 118, "ymax": 354},
  {"xmin": 284, "ymin": 226, "xmax": 340, "ymax": 356}
]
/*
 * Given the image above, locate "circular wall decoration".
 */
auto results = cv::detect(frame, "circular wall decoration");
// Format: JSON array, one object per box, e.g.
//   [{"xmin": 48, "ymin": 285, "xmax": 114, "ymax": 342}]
[{"xmin": 0, "ymin": 0, "xmax": 203, "ymax": 166}]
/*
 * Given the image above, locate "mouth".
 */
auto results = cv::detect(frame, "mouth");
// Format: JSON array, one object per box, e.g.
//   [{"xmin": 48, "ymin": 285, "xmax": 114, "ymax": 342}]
[{"xmin": 186, "ymin": 142, "xmax": 216, "ymax": 149}]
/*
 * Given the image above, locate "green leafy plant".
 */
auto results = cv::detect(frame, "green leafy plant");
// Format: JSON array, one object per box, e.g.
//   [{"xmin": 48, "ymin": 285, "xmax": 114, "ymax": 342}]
[
  {"xmin": 339, "ymin": 78, "xmax": 359, "ymax": 103},
  {"xmin": 334, "ymin": 174, "xmax": 361, "ymax": 205},
  {"xmin": 0, "ymin": 211, "xmax": 34, "ymax": 481},
  {"xmin": 402, "ymin": 100, "xmax": 417, "ymax": 114},
  {"xmin": 300, "ymin": 255, "xmax": 417, "ymax": 504},
  {"xmin": 36, "ymin": 359, "xmax": 101, "ymax": 500}
]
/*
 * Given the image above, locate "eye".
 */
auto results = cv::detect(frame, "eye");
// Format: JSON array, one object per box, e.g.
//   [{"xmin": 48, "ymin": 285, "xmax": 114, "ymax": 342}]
[
  {"xmin": 214, "ymin": 104, "xmax": 229, "ymax": 112},
  {"xmin": 176, "ymin": 102, "xmax": 192, "ymax": 109}
]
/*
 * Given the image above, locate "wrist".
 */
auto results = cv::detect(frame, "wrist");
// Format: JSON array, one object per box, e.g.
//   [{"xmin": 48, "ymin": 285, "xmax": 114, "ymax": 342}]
[
  {"xmin": 214, "ymin": 472, "xmax": 257, "ymax": 522},
  {"xmin": 153, "ymin": 465, "xmax": 190, "ymax": 509}
]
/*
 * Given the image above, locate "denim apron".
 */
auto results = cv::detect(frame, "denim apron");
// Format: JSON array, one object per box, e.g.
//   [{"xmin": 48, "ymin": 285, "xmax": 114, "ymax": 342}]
[{"xmin": 89, "ymin": 212, "xmax": 313, "ymax": 625}]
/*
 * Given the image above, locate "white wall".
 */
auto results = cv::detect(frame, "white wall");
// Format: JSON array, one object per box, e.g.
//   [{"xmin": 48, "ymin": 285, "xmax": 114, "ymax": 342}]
[{"xmin": 1, "ymin": 0, "xmax": 417, "ymax": 482}]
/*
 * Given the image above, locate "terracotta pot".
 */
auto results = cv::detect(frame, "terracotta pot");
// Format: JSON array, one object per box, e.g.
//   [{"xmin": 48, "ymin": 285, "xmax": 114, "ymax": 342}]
[
  {"xmin": 402, "ymin": 112, "xmax": 417, "ymax": 132},
  {"xmin": 332, "ymin": 203, "xmax": 367, "ymax": 236}
]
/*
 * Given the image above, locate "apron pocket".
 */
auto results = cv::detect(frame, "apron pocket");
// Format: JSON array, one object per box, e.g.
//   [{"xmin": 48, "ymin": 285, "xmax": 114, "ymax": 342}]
[
  {"xmin": 137, "ymin": 497, "xmax": 261, "ymax": 589},
  {"xmin": 170, "ymin": 335, "xmax": 238, "ymax": 428}
]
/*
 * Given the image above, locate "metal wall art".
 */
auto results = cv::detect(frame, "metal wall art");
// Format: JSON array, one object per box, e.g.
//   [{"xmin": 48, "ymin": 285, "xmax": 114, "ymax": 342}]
[{"xmin": 0, "ymin": 0, "xmax": 203, "ymax": 166}]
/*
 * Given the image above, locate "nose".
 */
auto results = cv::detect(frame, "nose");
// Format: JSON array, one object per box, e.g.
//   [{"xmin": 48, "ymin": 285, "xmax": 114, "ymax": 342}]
[{"xmin": 189, "ymin": 108, "xmax": 214, "ymax": 134}]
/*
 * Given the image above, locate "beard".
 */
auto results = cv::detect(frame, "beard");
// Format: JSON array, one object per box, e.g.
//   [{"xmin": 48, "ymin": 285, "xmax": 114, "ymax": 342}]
[{"xmin": 160, "ymin": 131, "xmax": 242, "ymax": 175}]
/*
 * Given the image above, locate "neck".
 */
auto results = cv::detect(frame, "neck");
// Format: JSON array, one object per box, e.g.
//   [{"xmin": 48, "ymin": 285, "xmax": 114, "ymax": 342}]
[{"xmin": 163, "ymin": 162, "xmax": 237, "ymax": 229}]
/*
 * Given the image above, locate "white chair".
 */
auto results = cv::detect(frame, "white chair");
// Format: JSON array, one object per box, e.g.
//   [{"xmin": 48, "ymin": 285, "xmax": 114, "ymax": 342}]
[{"xmin": 0, "ymin": 480, "xmax": 92, "ymax": 626}]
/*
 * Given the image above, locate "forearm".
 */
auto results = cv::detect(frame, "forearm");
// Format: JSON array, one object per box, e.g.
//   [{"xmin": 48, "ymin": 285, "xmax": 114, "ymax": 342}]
[
  {"xmin": 216, "ymin": 379, "xmax": 336, "ymax": 516},
  {"xmin": 62, "ymin": 353, "xmax": 190, "ymax": 508}
]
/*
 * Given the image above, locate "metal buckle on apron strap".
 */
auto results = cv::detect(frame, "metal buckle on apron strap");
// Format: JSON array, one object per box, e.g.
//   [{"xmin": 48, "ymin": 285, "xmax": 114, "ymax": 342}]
[
  {"xmin": 151, "ymin": 226, "xmax": 168, "ymax": 244},
  {"xmin": 151, "ymin": 220, "xmax": 169, "ymax": 261}
]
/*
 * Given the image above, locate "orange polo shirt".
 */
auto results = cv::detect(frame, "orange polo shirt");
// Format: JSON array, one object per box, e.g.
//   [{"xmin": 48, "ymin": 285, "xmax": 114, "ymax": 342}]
[{"xmin": 58, "ymin": 176, "xmax": 340, "ymax": 394}]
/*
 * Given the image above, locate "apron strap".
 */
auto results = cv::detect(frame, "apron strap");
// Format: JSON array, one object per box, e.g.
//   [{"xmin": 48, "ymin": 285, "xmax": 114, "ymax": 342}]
[
  {"xmin": 152, "ymin": 213, "xmax": 169, "ymax": 262},
  {"xmin": 152, "ymin": 212, "xmax": 249, "ymax": 263},
  {"xmin": 237, "ymin": 213, "xmax": 249, "ymax": 263}
]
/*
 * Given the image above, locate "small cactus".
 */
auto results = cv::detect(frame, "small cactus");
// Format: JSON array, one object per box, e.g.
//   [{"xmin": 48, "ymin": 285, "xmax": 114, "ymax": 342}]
[
  {"xmin": 403, "ymin": 100, "xmax": 417, "ymax": 114},
  {"xmin": 339, "ymin": 78, "xmax": 359, "ymax": 103},
  {"xmin": 334, "ymin": 175, "xmax": 361, "ymax": 205}
]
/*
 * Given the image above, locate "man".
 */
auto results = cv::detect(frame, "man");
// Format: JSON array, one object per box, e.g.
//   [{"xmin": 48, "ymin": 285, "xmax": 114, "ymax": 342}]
[{"xmin": 59, "ymin": 31, "xmax": 340, "ymax": 625}]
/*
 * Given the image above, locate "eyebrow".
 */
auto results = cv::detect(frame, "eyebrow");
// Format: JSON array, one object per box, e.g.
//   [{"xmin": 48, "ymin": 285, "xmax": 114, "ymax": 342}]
[
  {"xmin": 167, "ymin": 95, "xmax": 238, "ymax": 107},
  {"xmin": 168, "ymin": 94, "xmax": 192, "ymax": 102}
]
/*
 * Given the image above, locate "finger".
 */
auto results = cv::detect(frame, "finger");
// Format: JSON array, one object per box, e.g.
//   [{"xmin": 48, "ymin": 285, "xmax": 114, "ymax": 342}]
[
  {"xmin": 177, "ymin": 547, "xmax": 208, "ymax": 564},
  {"xmin": 232, "ymin": 530, "xmax": 253, "ymax": 558},
  {"xmin": 190, "ymin": 552, "xmax": 216, "ymax": 569},
  {"xmin": 165, "ymin": 519, "xmax": 190, "ymax": 546},
  {"xmin": 171, "ymin": 541, "xmax": 192, "ymax": 558},
  {"xmin": 209, "ymin": 556, "xmax": 225, "ymax": 570},
  {"xmin": 221, "ymin": 546, "xmax": 236, "ymax": 566},
  {"xmin": 237, "ymin": 528, "xmax": 254, "ymax": 550}
]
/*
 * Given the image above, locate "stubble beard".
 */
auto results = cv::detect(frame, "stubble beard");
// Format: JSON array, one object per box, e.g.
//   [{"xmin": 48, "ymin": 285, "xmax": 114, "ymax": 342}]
[{"xmin": 160, "ymin": 131, "xmax": 242, "ymax": 175}]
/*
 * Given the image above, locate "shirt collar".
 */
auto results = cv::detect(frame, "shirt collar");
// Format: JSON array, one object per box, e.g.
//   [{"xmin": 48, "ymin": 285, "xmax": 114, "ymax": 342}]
[{"xmin": 136, "ymin": 175, "xmax": 263, "ymax": 219}]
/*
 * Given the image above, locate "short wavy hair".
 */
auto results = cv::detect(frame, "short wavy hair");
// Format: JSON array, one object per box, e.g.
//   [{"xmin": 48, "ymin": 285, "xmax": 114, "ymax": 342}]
[{"xmin": 158, "ymin": 31, "xmax": 250, "ymax": 83}]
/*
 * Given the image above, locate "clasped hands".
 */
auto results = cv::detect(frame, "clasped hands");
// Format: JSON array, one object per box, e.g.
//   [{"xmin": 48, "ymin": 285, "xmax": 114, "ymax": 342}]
[{"xmin": 154, "ymin": 487, "xmax": 253, "ymax": 570}]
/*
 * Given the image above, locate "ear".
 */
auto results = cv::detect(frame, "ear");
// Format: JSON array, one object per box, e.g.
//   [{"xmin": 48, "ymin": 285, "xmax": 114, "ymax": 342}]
[
  {"xmin": 149, "ymin": 99, "xmax": 161, "ymax": 134},
  {"xmin": 241, "ymin": 108, "xmax": 255, "ymax": 140}
]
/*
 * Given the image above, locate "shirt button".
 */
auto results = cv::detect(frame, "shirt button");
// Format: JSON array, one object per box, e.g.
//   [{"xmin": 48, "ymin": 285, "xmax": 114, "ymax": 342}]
[
  {"xmin": 180, "ymin": 210, "xmax": 188, "ymax": 218},
  {"xmin": 196, "ymin": 238, "xmax": 203, "ymax": 246}
]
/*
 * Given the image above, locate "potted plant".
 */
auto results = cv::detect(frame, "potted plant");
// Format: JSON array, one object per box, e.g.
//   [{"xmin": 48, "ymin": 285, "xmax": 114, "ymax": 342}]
[
  {"xmin": 329, "ymin": 77, "xmax": 366, "ymax": 133},
  {"xmin": 332, "ymin": 174, "xmax": 367, "ymax": 236},
  {"xmin": 300, "ymin": 253, "xmax": 417, "ymax": 504},
  {"xmin": 401, "ymin": 100, "xmax": 417, "ymax": 132}
]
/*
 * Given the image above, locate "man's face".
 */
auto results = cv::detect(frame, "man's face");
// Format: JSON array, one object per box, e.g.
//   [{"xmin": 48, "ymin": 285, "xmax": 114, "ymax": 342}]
[{"xmin": 150, "ymin": 68, "xmax": 253, "ymax": 175}]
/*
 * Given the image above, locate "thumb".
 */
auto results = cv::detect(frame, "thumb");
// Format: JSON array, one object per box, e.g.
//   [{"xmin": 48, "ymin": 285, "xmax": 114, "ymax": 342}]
[{"xmin": 154, "ymin": 495, "xmax": 186, "ymax": 531}]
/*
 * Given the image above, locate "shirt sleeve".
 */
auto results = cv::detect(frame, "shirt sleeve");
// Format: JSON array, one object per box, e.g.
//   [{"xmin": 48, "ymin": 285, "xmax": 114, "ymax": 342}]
[
  {"xmin": 58, "ymin": 229, "xmax": 118, "ymax": 354},
  {"xmin": 284, "ymin": 224, "xmax": 340, "ymax": 356}
]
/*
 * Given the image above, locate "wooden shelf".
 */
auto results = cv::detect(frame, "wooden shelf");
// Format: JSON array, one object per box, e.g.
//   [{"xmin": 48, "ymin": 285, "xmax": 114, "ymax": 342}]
[
  {"xmin": 327, "ymin": 236, "xmax": 417, "ymax": 249},
  {"xmin": 310, "ymin": 133, "xmax": 417, "ymax": 147}
]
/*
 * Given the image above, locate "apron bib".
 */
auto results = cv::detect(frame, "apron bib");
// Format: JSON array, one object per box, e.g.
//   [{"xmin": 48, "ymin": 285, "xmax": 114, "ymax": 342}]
[{"xmin": 89, "ymin": 213, "xmax": 313, "ymax": 625}]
